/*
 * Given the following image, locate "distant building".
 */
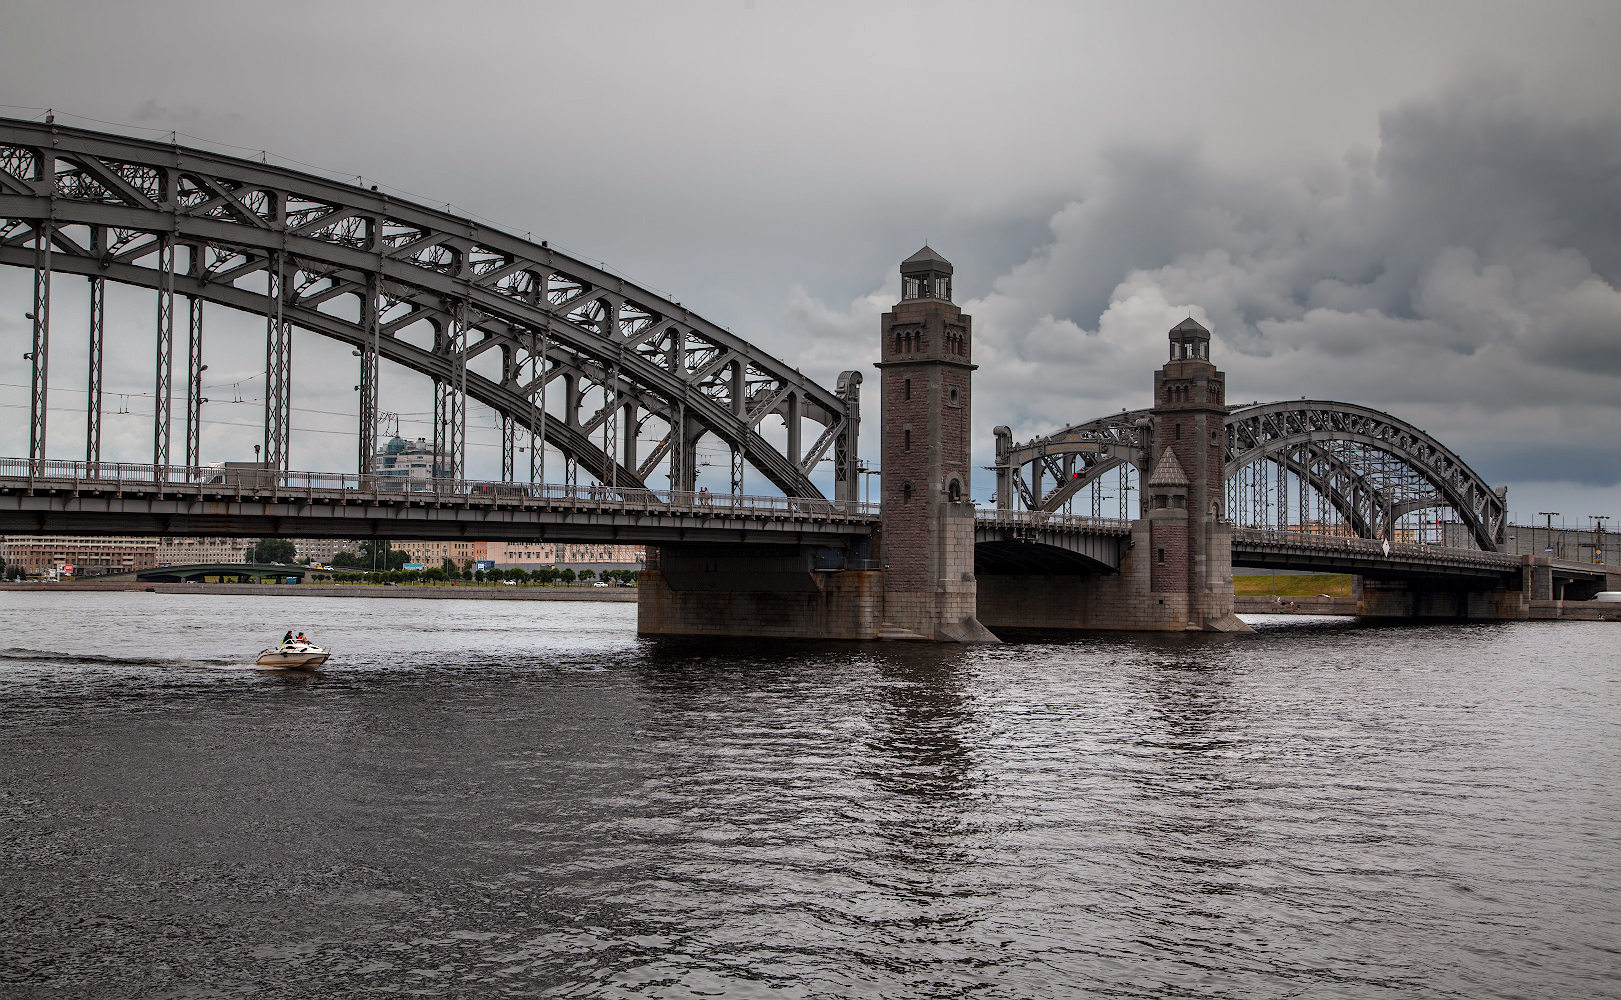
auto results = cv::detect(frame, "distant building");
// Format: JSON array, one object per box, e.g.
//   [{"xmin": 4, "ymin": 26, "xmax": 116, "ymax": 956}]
[
  {"xmin": 392, "ymin": 540, "xmax": 487, "ymax": 570},
  {"xmin": 374, "ymin": 435, "xmax": 445, "ymax": 488},
  {"xmin": 157, "ymin": 536, "xmax": 257, "ymax": 566},
  {"xmin": 292, "ymin": 538, "xmax": 360, "ymax": 565},
  {"xmin": 489, "ymin": 542, "xmax": 644, "ymax": 571},
  {"xmin": 2, "ymin": 536, "xmax": 158, "ymax": 577}
]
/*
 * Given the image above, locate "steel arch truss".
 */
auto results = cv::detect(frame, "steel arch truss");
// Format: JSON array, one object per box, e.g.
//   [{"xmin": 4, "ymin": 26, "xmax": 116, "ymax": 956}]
[
  {"xmin": 993, "ymin": 411, "xmax": 1149, "ymax": 512},
  {"xmin": 0, "ymin": 119, "xmax": 860, "ymax": 499},
  {"xmin": 1225, "ymin": 401, "xmax": 1506, "ymax": 550},
  {"xmin": 994, "ymin": 400, "xmax": 1506, "ymax": 550}
]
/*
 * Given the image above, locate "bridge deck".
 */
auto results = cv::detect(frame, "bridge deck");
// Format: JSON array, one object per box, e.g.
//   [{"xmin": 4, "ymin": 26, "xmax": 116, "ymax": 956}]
[
  {"xmin": 0, "ymin": 460, "xmax": 879, "ymax": 544},
  {"xmin": 1232, "ymin": 527, "xmax": 1610, "ymax": 584}
]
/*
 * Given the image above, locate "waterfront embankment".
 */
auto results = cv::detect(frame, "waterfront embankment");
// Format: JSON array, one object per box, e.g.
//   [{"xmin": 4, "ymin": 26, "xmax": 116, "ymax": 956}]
[{"xmin": 0, "ymin": 582, "xmax": 637, "ymax": 601}]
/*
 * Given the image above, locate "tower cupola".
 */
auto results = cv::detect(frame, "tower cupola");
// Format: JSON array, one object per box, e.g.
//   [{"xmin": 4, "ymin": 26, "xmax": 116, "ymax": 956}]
[
  {"xmin": 1168, "ymin": 316, "xmax": 1211, "ymax": 363},
  {"xmin": 900, "ymin": 245, "xmax": 953, "ymax": 302}
]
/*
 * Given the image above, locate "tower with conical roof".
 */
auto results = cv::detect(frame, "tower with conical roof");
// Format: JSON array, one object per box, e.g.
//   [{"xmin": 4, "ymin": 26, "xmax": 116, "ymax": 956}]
[
  {"xmin": 1145, "ymin": 316, "xmax": 1240, "ymax": 627},
  {"xmin": 876, "ymin": 246, "xmax": 996, "ymax": 641}
]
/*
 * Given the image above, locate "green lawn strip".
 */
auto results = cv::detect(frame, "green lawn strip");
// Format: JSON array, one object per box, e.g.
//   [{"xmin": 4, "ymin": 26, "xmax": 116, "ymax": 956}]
[{"xmin": 1232, "ymin": 573, "xmax": 1354, "ymax": 598}]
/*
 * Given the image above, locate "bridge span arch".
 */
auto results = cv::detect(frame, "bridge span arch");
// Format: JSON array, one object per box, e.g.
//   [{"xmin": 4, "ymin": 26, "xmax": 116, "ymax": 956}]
[
  {"xmin": 994, "ymin": 400, "xmax": 1507, "ymax": 552},
  {"xmin": 0, "ymin": 117, "xmax": 860, "ymax": 501}
]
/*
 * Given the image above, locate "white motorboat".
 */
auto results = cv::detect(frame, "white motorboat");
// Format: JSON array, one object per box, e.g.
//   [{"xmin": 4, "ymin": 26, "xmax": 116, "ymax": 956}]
[{"xmin": 256, "ymin": 642, "xmax": 331, "ymax": 669}]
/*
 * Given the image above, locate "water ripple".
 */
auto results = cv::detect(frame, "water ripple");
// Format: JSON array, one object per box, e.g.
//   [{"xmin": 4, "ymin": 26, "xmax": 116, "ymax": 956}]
[{"xmin": 1, "ymin": 592, "xmax": 1617, "ymax": 997}]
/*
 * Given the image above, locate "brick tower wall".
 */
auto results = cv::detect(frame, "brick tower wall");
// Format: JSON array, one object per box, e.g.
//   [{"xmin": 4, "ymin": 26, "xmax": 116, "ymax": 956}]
[
  {"xmin": 1149, "ymin": 518, "xmax": 1190, "ymax": 593},
  {"xmin": 879, "ymin": 299, "xmax": 973, "ymax": 595}
]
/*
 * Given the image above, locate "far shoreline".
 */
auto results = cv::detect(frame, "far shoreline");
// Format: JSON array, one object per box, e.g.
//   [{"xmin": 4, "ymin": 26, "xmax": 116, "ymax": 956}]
[{"xmin": 0, "ymin": 582, "xmax": 637, "ymax": 602}]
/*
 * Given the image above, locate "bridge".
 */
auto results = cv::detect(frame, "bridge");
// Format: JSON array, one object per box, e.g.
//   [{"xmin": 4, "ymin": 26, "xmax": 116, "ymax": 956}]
[
  {"xmin": 3, "ymin": 118, "xmax": 1614, "ymax": 638},
  {"xmin": 97, "ymin": 562, "xmax": 318, "ymax": 584}
]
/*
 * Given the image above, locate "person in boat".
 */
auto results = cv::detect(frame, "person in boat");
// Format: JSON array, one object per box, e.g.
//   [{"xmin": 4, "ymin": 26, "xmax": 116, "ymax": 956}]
[
  {"xmin": 295, "ymin": 632, "xmax": 308, "ymax": 644},
  {"xmin": 282, "ymin": 630, "xmax": 294, "ymax": 645}
]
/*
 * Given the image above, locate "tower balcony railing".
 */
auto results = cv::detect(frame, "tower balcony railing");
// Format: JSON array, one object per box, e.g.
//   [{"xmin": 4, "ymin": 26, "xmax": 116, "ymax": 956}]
[{"xmin": 0, "ymin": 457, "xmax": 882, "ymax": 522}]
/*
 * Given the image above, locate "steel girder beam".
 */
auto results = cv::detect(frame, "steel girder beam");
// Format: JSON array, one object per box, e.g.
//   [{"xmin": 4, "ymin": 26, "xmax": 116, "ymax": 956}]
[{"xmin": 0, "ymin": 118, "xmax": 855, "ymax": 498}]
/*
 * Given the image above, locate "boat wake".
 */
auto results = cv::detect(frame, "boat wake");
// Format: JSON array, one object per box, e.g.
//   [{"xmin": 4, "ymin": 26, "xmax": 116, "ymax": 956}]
[{"xmin": 0, "ymin": 646, "xmax": 247, "ymax": 670}]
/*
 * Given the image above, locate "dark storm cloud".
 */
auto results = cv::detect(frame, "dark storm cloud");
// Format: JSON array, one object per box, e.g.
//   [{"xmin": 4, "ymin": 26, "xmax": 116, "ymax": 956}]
[{"xmin": 785, "ymin": 76, "xmax": 1621, "ymax": 488}]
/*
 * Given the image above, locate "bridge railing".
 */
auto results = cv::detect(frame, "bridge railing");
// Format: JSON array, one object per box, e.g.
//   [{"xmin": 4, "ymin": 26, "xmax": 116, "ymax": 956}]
[
  {"xmin": 974, "ymin": 508, "xmax": 1133, "ymax": 532},
  {"xmin": 0, "ymin": 457, "xmax": 881, "ymax": 521},
  {"xmin": 1231, "ymin": 527, "xmax": 1517, "ymax": 569}
]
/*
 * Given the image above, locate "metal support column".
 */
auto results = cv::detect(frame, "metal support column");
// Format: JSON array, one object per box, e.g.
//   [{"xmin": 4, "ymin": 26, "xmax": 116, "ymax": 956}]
[
  {"xmin": 263, "ymin": 251, "xmax": 291, "ymax": 472},
  {"xmin": 501, "ymin": 413, "xmax": 515, "ymax": 482},
  {"xmin": 184, "ymin": 294, "xmax": 203, "ymax": 476},
  {"xmin": 731, "ymin": 439, "xmax": 744, "ymax": 497},
  {"xmin": 433, "ymin": 378, "xmax": 449, "ymax": 477},
  {"xmin": 834, "ymin": 371, "xmax": 861, "ymax": 504},
  {"xmin": 446, "ymin": 301, "xmax": 467, "ymax": 482},
  {"xmin": 27, "ymin": 221, "xmax": 52, "ymax": 473},
  {"xmin": 622, "ymin": 400, "xmax": 637, "ymax": 479},
  {"xmin": 85, "ymin": 268, "xmax": 104, "ymax": 470},
  {"xmin": 669, "ymin": 402, "xmax": 689, "ymax": 493},
  {"xmin": 154, "ymin": 236, "xmax": 175, "ymax": 474},
  {"xmin": 357, "ymin": 273, "xmax": 379, "ymax": 478},
  {"xmin": 561, "ymin": 371, "xmax": 578, "ymax": 488},
  {"xmin": 603, "ymin": 368, "xmax": 618, "ymax": 492},
  {"xmin": 786, "ymin": 391, "xmax": 800, "ymax": 469},
  {"xmin": 531, "ymin": 325, "xmax": 548, "ymax": 486}
]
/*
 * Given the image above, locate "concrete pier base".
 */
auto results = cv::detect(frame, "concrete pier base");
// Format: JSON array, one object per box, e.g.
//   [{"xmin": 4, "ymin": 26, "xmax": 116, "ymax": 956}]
[
  {"xmin": 636, "ymin": 566, "xmax": 885, "ymax": 640},
  {"xmin": 977, "ymin": 519, "xmax": 1249, "ymax": 632}
]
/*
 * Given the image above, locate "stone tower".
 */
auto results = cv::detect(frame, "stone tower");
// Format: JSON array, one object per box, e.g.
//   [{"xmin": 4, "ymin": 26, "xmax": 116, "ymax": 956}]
[
  {"xmin": 1146, "ymin": 317, "xmax": 1245, "ymax": 629},
  {"xmin": 876, "ymin": 247, "xmax": 997, "ymax": 642}
]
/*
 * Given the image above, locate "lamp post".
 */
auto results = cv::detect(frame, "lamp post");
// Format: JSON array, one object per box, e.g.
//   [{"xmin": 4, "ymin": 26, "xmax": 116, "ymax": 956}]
[{"xmin": 1539, "ymin": 512, "xmax": 1559, "ymax": 556}]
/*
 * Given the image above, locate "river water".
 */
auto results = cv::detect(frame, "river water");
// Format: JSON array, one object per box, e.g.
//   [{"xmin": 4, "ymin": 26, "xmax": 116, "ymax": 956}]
[{"xmin": 1, "ymin": 591, "xmax": 1617, "ymax": 998}]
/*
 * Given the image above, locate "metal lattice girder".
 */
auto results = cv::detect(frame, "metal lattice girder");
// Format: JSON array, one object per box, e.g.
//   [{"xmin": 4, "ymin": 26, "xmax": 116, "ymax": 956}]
[
  {"xmin": 264, "ymin": 250, "xmax": 291, "ymax": 471},
  {"xmin": 0, "ymin": 117, "xmax": 856, "ymax": 499},
  {"xmin": 185, "ymin": 294, "xmax": 203, "ymax": 473},
  {"xmin": 999, "ymin": 399, "xmax": 1506, "ymax": 550},
  {"xmin": 154, "ymin": 236, "xmax": 174, "ymax": 471},
  {"xmin": 28, "ymin": 221, "xmax": 51, "ymax": 472},
  {"xmin": 357, "ymin": 273, "xmax": 380, "ymax": 477},
  {"xmin": 86, "ymin": 273, "xmax": 104, "ymax": 467}
]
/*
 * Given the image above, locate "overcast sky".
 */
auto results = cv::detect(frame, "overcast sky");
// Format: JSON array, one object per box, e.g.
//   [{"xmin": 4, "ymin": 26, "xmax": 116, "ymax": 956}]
[{"xmin": 3, "ymin": 1, "xmax": 1619, "ymax": 525}]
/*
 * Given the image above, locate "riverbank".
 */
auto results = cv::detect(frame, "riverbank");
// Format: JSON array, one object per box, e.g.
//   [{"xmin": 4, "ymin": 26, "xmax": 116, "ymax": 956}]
[
  {"xmin": 1233, "ymin": 594, "xmax": 1620, "ymax": 620},
  {"xmin": 0, "ymin": 582, "xmax": 637, "ymax": 601}
]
